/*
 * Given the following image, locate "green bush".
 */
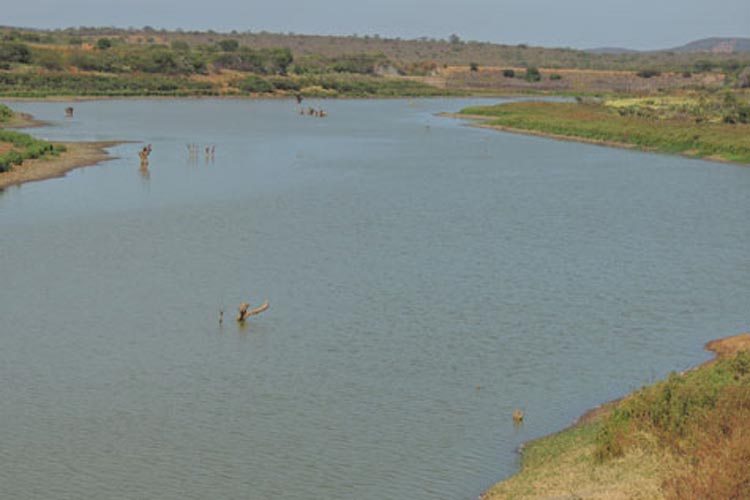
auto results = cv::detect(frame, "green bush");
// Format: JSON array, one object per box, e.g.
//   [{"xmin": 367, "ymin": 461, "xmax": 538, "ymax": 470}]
[
  {"xmin": 524, "ymin": 67, "xmax": 541, "ymax": 82},
  {"xmin": 236, "ymin": 74, "xmax": 274, "ymax": 93},
  {"xmin": 693, "ymin": 60, "xmax": 716, "ymax": 73},
  {"xmin": 636, "ymin": 69, "xmax": 662, "ymax": 78},
  {"xmin": 595, "ymin": 351, "xmax": 750, "ymax": 461},
  {"xmin": 0, "ymin": 128, "xmax": 65, "ymax": 172},
  {"xmin": 549, "ymin": 73, "xmax": 563, "ymax": 80},
  {"xmin": 0, "ymin": 72, "xmax": 218, "ymax": 97},
  {"xmin": 502, "ymin": 69, "xmax": 515, "ymax": 78},
  {"xmin": 268, "ymin": 76, "xmax": 301, "ymax": 91},
  {"xmin": 0, "ymin": 104, "xmax": 13, "ymax": 122},
  {"xmin": 0, "ymin": 42, "xmax": 32, "ymax": 64},
  {"xmin": 96, "ymin": 38, "xmax": 112, "ymax": 50},
  {"xmin": 217, "ymin": 39, "xmax": 239, "ymax": 52},
  {"xmin": 32, "ymin": 48, "xmax": 65, "ymax": 70}
]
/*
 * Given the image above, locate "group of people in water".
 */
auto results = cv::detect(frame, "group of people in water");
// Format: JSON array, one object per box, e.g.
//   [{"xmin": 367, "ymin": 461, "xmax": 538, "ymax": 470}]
[
  {"xmin": 298, "ymin": 107, "xmax": 327, "ymax": 117},
  {"xmin": 187, "ymin": 143, "xmax": 216, "ymax": 162}
]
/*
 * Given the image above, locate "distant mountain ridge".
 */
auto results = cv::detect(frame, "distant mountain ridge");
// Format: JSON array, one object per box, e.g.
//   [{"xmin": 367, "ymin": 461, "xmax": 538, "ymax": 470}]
[{"xmin": 589, "ymin": 37, "xmax": 750, "ymax": 54}]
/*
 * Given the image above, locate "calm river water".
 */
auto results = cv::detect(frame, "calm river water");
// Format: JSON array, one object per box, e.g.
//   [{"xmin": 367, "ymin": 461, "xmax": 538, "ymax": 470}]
[{"xmin": 1, "ymin": 98, "xmax": 748, "ymax": 499}]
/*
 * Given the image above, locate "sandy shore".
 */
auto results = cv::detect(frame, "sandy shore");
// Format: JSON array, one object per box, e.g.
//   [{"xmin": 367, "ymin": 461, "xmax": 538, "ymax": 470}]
[
  {"xmin": 0, "ymin": 141, "xmax": 123, "ymax": 189},
  {"xmin": 3, "ymin": 111, "xmax": 48, "ymax": 128}
]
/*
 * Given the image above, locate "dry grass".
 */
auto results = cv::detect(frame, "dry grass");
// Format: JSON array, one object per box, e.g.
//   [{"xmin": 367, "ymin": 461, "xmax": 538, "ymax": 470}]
[
  {"xmin": 482, "ymin": 423, "xmax": 678, "ymax": 500},
  {"xmin": 441, "ymin": 66, "xmax": 726, "ymax": 94},
  {"xmin": 664, "ymin": 385, "xmax": 750, "ymax": 499}
]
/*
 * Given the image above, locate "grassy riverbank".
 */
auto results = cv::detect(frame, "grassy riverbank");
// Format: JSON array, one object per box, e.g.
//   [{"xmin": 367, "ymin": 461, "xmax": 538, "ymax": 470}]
[
  {"xmin": 0, "ymin": 71, "xmax": 457, "ymax": 98},
  {"xmin": 0, "ymin": 104, "xmax": 66, "ymax": 172},
  {"xmin": 483, "ymin": 334, "xmax": 750, "ymax": 500},
  {"xmin": 459, "ymin": 95, "xmax": 750, "ymax": 164},
  {"xmin": 0, "ymin": 104, "xmax": 118, "ymax": 187}
]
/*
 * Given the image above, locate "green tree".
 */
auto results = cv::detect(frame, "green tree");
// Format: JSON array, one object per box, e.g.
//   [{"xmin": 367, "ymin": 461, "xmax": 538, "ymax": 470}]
[
  {"xmin": 236, "ymin": 74, "xmax": 273, "ymax": 93},
  {"xmin": 33, "ymin": 49, "xmax": 64, "ymax": 70},
  {"xmin": 171, "ymin": 40, "xmax": 190, "ymax": 51},
  {"xmin": 96, "ymin": 38, "xmax": 112, "ymax": 50},
  {"xmin": 217, "ymin": 39, "xmax": 239, "ymax": 52},
  {"xmin": 524, "ymin": 67, "xmax": 541, "ymax": 82},
  {"xmin": 0, "ymin": 42, "xmax": 32, "ymax": 64}
]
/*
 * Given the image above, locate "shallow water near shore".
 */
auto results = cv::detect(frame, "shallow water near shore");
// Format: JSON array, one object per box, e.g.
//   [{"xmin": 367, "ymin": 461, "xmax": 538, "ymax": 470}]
[{"xmin": 1, "ymin": 98, "xmax": 748, "ymax": 500}]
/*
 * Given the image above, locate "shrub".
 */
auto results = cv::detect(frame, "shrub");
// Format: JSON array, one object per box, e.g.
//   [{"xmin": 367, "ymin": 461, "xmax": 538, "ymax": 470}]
[
  {"xmin": 0, "ymin": 104, "xmax": 13, "ymax": 122},
  {"xmin": 171, "ymin": 40, "xmax": 190, "ymax": 52},
  {"xmin": 595, "ymin": 351, "xmax": 750, "ymax": 462},
  {"xmin": 502, "ymin": 69, "xmax": 515, "ymax": 78},
  {"xmin": 0, "ymin": 42, "xmax": 32, "ymax": 64},
  {"xmin": 524, "ymin": 67, "xmax": 541, "ymax": 82},
  {"xmin": 693, "ymin": 60, "xmax": 716, "ymax": 73},
  {"xmin": 636, "ymin": 69, "xmax": 662, "ymax": 78},
  {"xmin": 267, "ymin": 76, "xmax": 301, "ymax": 91},
  {"xmin": 236, "ymin": 74, "xmax": 273, "ymax": 93},
  {"xmin": 32, "ymin": 49, "xmax": 65, "ymax": 71},
  {"xmin": 549, "ymin": 73, "xmax": 563, "ymax": 80},
  {"xmin": 0, "ymin": 72, "xmax": 218, "ymax": 97},
  {"xmin": 217, "ymin": 39, "xmax": 239, "ymax": 52},
  {"xmin": 469, "ymin": 62, "xmax": 479, "ymax": 72},
  {"xmin": 0, "ymin": 127, "xmax": 65, "ymax": 172},
  {"xmin": 96, "ymin": 38, "xmax": 112, "ymax": 50}
]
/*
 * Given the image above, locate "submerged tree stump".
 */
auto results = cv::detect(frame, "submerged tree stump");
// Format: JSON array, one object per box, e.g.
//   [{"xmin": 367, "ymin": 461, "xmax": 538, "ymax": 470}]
[{"xmin": 236, "ymin": 300, "xmax": 270, "ymax": 322}]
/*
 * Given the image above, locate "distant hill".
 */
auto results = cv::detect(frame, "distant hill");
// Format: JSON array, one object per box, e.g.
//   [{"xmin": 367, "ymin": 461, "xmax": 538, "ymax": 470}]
[
  {"xmin": 667, "ymin": 37, "xmax": 750, "ymax": 53},
  {"xmin": 2, "ymin": 25, "xmax": 748, "ymax": 73},
  {"xmin": 589, "ymin": 37, "xmax": 750, "ymax": 54}
]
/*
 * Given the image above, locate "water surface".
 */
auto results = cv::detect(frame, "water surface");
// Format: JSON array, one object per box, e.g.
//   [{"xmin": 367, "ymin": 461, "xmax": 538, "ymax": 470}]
[{"xmin": 1, "ymin": 98, "xmax": 748, "ymax": 499}]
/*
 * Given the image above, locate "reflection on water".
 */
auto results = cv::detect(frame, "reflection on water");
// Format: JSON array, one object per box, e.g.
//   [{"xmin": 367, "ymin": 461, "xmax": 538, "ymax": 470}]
[
  {"xmin": 139, "ymin": 162, "xmax": 150, "ymax": 182},
  {"xmin": 0, "ymin": 98, "xmax": 748, "ymax": 500}
]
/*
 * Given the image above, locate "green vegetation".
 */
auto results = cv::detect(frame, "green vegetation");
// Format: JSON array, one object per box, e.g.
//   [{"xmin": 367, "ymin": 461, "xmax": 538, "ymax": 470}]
[
  {"xmin": 606, "ymin": 92, "xmax": 750, "ymax": 124},
  {"xmin": 235, "ymin": 74, "xmax": 274, "ymax": 93},
  {"xmin": 595, "ymin": 351, "xmax": 750, "ymax": 499},
  {"xmin": 461, "ymin": 96, "xmax": 750, "ymax": 163},
  {"xmin": 0, "ymin": 104, "xmax": 66, "ymax": 172},
  {"xmin": 0, "ymin": 72, "xmax": 218, "ymax": 97},
  {"xmin": 294, "ymin": 74, "xmax": 450, "ymax": 97},
  {"xmin": 637, "ymin": 68, "xmax": 662, "ymax": 78},
  {"xmin": 293, "ymin": 53, "xmax": 389, "ymax": 75},
  {"xmin": 483, "ymin": 347, "xmax": 750, "ymax": 499},
  {"xmin": 1, "ymin": 26, "xmax": 748, "ymax": 99},
  {"xmin": 0, "ymin": 130, "xmax": 66, "ymax": 172},
  {"xmin": 523, "ymin": 67, "xmax": 541, "ymax": 82},
  {"xmin": 0, "ymin": 103, "xmax": 12, "ymax": 122}
]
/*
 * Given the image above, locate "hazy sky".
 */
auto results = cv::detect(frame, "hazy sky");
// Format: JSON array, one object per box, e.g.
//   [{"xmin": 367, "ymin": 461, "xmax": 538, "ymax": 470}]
[{"xmin": 4, "ymin": 0, "xmax": 749, "ymax": 50}]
